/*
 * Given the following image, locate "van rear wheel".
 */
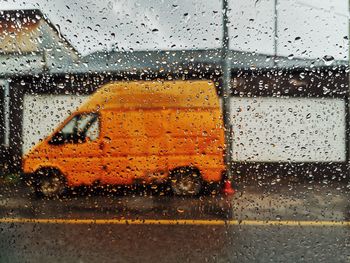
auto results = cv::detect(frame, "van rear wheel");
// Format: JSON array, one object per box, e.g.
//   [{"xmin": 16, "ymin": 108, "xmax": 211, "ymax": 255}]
[
  {"xmin": 34, "ymin": 169, "xmax": 66, "ymax": 198},
  {"xmin": 170, "ymin": 167, "xmax": 202, "ymax": 196}
]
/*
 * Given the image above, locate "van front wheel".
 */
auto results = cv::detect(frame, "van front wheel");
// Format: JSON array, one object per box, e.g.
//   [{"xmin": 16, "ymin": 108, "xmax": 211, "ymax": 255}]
[
  {"xmin": 34, "ymin": 168, "xmax": 66, "ymax": 198},
  {"xmin": 170, "ymin": 167, "xmax": 202, "ymax": 196}
]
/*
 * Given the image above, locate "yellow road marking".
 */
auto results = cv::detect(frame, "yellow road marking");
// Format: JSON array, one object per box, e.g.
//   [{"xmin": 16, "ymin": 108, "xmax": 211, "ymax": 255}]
[{"xmin": 0, "ymin": 218, "xmax": 349, "ymax": 227}]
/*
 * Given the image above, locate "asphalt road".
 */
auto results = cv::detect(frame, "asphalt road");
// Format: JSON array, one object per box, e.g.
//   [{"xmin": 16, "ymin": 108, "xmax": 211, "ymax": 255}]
[{"xmin": 0, "ymin": 177, "xmax": 349, "ymax": 263}]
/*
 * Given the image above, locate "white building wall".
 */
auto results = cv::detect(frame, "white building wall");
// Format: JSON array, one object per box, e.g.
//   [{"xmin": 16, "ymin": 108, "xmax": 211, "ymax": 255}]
[
  {"xmin": 22, "ymin": 95, "xmax": 88, "ymax": 154},
  {"xmin": 230, "ymin": 97, "xmax": 346, "ymax": 162}
]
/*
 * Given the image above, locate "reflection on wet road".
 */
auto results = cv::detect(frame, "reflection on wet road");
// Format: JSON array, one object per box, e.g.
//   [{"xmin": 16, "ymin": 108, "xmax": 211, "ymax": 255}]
[{"xmin": 0, "ymin": 178, "xmax": 349, "ymax": 262}]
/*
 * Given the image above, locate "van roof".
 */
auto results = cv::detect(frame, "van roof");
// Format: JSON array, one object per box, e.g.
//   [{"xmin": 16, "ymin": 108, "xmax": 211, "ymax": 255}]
[{"xmin": 78, "ymin": 80, "xmax": 220, "ymax": 111}]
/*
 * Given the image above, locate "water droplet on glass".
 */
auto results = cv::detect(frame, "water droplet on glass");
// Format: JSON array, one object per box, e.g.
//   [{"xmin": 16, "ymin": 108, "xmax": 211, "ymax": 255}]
[
  {"xmin": 322, "ymin": 55, "xmax": 334, "ymax": 66},
  {"xmin": 177, "ymin": 207, "xmax": 185, "ymax": 213}
]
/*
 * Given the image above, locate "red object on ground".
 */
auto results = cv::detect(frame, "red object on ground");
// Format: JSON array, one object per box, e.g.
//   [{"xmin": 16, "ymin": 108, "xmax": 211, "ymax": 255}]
[{"xmin": 222, "ymin": 180, "xmax": 235, "ymax": 195}]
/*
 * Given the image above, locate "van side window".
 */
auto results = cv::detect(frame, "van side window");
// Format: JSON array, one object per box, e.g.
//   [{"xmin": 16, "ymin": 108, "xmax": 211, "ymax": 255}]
[
  {"xmin": 49, "ymin": 113, "xmax": 99, "ymax": 145},
  {"xmin": 85, "ymin": 118, "xmax": 99, "ymax": 141}
]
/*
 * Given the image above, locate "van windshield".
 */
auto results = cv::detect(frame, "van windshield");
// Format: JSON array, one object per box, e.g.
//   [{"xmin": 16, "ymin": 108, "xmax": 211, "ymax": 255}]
[{"xmin": 49, "ymin": 113, "xmax": 99, "ymax": 145}]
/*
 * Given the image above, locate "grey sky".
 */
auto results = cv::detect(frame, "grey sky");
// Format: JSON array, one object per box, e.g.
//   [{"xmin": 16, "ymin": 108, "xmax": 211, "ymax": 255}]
[{"xmin": 0, "ymin": 0, "xmax": 348, "ymax": 60}]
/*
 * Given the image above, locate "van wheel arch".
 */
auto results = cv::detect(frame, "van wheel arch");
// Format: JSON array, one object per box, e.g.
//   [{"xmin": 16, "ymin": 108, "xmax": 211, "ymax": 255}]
[{"xmin": 34, "ymin": 167, "xmax": 67, "ymax": 198}]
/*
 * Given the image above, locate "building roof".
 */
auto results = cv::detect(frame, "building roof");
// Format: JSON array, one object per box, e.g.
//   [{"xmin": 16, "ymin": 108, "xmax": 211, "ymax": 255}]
[
  {"xmin": 80, "ymin": 49, "xmax": 348, "ymax": 74},
  {"xmin": 0, "ymin": 9, "xmax": 79, "ymax": 77}
]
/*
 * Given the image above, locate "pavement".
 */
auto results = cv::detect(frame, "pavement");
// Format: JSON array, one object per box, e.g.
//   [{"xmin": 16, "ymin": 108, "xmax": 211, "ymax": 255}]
[{"xmin": 0, "ymin": 176, "xmax": 349, "ymax": 263}]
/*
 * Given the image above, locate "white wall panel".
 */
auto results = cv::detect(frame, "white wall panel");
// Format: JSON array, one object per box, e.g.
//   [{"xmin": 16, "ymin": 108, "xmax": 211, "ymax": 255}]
[
  {"xmin": 230, "ymin": 97, "xmax": 346, "ymax": 162},
  {"xmin": 22, "ymin": 95, "xmax": 88, "ymax": 155}
]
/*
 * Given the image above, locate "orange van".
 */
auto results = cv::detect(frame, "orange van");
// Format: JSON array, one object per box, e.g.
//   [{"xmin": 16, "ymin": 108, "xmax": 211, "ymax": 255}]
[{"xmin": 22, "ymin": 80, "xmax": 226, "ymax": 197}]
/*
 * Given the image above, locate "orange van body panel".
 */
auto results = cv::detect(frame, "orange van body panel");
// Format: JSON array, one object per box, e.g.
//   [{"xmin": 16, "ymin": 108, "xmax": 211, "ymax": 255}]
[{"xmin": 23, "ymin": 80, "xmax": 226, "ymax": 187}]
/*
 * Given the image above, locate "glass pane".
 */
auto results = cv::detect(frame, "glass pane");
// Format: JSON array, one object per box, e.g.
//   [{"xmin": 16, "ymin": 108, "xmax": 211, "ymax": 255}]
[
  {"xmin": 61, "ymin": 116, "xmax": 77, "ymax": 135},
  {"xmin": 0, "ymin": 1, "xmax": 348, "ymax": 263},
  {"xmin": 85, "ymin": 116, "xmax": 99, "ymax": 141}
]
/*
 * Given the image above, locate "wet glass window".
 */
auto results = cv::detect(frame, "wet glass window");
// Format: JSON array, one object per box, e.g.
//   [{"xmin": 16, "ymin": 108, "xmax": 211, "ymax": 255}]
[{"xmin": 0, "ymin": 1, "xmax": 349, "ymax": 263}]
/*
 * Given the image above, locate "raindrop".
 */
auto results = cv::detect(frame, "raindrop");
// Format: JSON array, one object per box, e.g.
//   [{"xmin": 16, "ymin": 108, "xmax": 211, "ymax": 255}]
[
  {"xmin": 177, "ymin": 207, "xmax": 185, "ymax": 213},
  {"xmin": 152, "ymin": 28, "xmax": 159, "ymax": 32},
  {"xmin": 250, "ymin": 65, "xmax": 256, "ymax": 70},
  {"xmin": 322, "ymin": 55, "xmax": 334, "ymax": 66},
  {"xmin": 103, "ymin": 136, "xmax": 112, "ymax": 143}
]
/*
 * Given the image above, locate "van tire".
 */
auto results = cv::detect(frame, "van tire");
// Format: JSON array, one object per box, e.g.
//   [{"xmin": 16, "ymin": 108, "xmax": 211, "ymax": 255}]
[
  {"xmin": 34, "ymin": 168, "xmax": 66, "ymax": 198},
  {"xmin": 170, "ymin": 167, "xmax": 202, "ymax": 196}
]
